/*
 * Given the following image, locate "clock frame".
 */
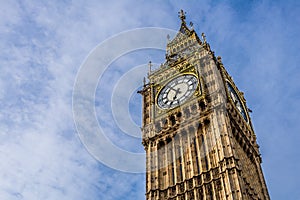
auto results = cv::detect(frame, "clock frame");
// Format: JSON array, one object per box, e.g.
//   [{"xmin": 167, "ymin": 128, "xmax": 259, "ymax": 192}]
[
  {"xmin": 226, "ymin": 80, "xmax": 249, "ymax": 123},
  {"xmin": 156, "ymin": 74, "xmax": 199, "ymax": 109},
  {"xmin": 155, "ymin": 71, "xmax": 202, "ymax": 110}
]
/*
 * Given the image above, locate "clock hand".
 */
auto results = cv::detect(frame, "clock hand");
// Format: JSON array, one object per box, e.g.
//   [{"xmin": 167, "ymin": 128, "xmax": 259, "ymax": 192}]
[
  {"xmin": 168, "ymin": 101, "xmax": 173, "ymax": 108},
  {"xmin": 173, "ymin": 88, "xmax": 181, "ymax": 100},
  {"xmin": 168, "ymin": 86, "xmax": 177, "ymax": 92}
]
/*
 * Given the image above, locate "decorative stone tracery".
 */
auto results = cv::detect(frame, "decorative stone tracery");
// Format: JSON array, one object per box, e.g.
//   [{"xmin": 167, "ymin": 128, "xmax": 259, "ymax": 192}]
[{"xmin": 140, "ymin": 10, "xmax": 270, "ymax": 200}]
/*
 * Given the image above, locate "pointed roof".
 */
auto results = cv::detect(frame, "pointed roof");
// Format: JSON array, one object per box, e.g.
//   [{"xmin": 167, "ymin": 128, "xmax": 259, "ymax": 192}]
[
  {"xmin": 167, "ymin": 10, "xmax": 202, "ymax": 48},
  {"xmin": 178, "ymin": 9, "xmax": 192, "ymax": 35}
]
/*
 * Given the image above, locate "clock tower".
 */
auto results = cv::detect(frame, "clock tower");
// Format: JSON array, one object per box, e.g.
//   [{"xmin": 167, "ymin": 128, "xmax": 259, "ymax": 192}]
[{"xmin": 139, "ymin": 10, "xmax": 270, "ymax": 200}]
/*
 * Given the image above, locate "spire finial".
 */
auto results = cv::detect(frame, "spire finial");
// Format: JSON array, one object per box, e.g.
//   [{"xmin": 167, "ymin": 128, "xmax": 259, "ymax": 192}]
[
  {"xmin": 167, "ymin": 34, "xmax": 170, "ymax": 41},
  {"xmin": 189, "ymin": 21, "xmax": 194, "ymax": 30},
  {"xmin": 178, "ymin": 9, "xmax": 186, "ymax": 23},
  {"xmin": 201, "ymin": 32, "xmax": 207, "ymax": 43},
  {"xmin": 148, "ymin": 61, "xmax": 152, "ymax": 73}
]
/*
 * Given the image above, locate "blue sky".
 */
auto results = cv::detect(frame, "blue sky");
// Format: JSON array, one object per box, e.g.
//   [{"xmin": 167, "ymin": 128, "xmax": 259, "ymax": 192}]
[{"xmin": 0, "ymin": 0, "xmax": 299, "ymax": 199}]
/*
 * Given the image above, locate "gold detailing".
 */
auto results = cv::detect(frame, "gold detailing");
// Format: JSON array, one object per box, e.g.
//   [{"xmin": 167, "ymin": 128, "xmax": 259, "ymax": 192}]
[
  {"xmin": 178, "ymin": 9, "xmax": 186, "ymax": 23},
  {"xmin": 154, "ymin": 71, "xmax": 201, "ymax": 110},
  {"xmin": 141, "ymin": 11, "xmax": 270, "ymax": 200}
]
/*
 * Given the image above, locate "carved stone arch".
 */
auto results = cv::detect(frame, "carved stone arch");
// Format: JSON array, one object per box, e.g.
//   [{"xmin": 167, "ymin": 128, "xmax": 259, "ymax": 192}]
[
  {"xmin": 188, "ymin": 125, "xmax": 195, "ymax": 134},
  {"xmin": 158, "ymin": 140, "xmax": 165, "ymax": 149},
  {"xmin": 169, "ymin": 114, "xmax": 176, "ymax": 126}
]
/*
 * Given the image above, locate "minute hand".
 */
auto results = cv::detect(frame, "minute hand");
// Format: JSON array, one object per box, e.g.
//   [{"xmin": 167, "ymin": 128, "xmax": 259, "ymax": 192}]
[
  {"xmin": 168, "ymin": 86, "xmax": 178, "ymax": 92},
  {"xmin": 173, "ymin": 88, "xmax": 181, "ymax": 100}
]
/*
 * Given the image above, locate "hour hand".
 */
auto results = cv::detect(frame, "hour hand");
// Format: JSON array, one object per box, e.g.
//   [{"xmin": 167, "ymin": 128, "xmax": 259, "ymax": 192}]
[
  {"xmin": 173, "ymin": 88, "xmax": 181, "ymax": 100},
  {"xmin": 173, "ymin": 94, "xmax": 177, "ymax": 100}
]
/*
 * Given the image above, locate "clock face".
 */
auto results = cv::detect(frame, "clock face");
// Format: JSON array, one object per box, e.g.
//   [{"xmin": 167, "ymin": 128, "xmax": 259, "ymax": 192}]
[
  {"xmin": 226, "ymin": 81, "xmax": 248, "ymax": 122},
  {"xmin": 157, "ymin": 74, "xmax": 198, "ymax": 109}
]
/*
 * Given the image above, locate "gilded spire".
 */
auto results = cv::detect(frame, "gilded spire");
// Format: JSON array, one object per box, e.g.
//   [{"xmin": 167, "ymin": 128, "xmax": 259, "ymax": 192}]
[
  {"xmin": 201, "ymin": 33, "xmax": 207, "ymax": 43},
  {"xmin": 148, "ymin": 61, "xmax": 152, "ymax": 74},
  {"xmin": 189, "ymin": 21, "xmax": 194, "ymax": 30},
  {"xmin": 178, "ymin": 9, "xmax": 186, "ymax": 23}
]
